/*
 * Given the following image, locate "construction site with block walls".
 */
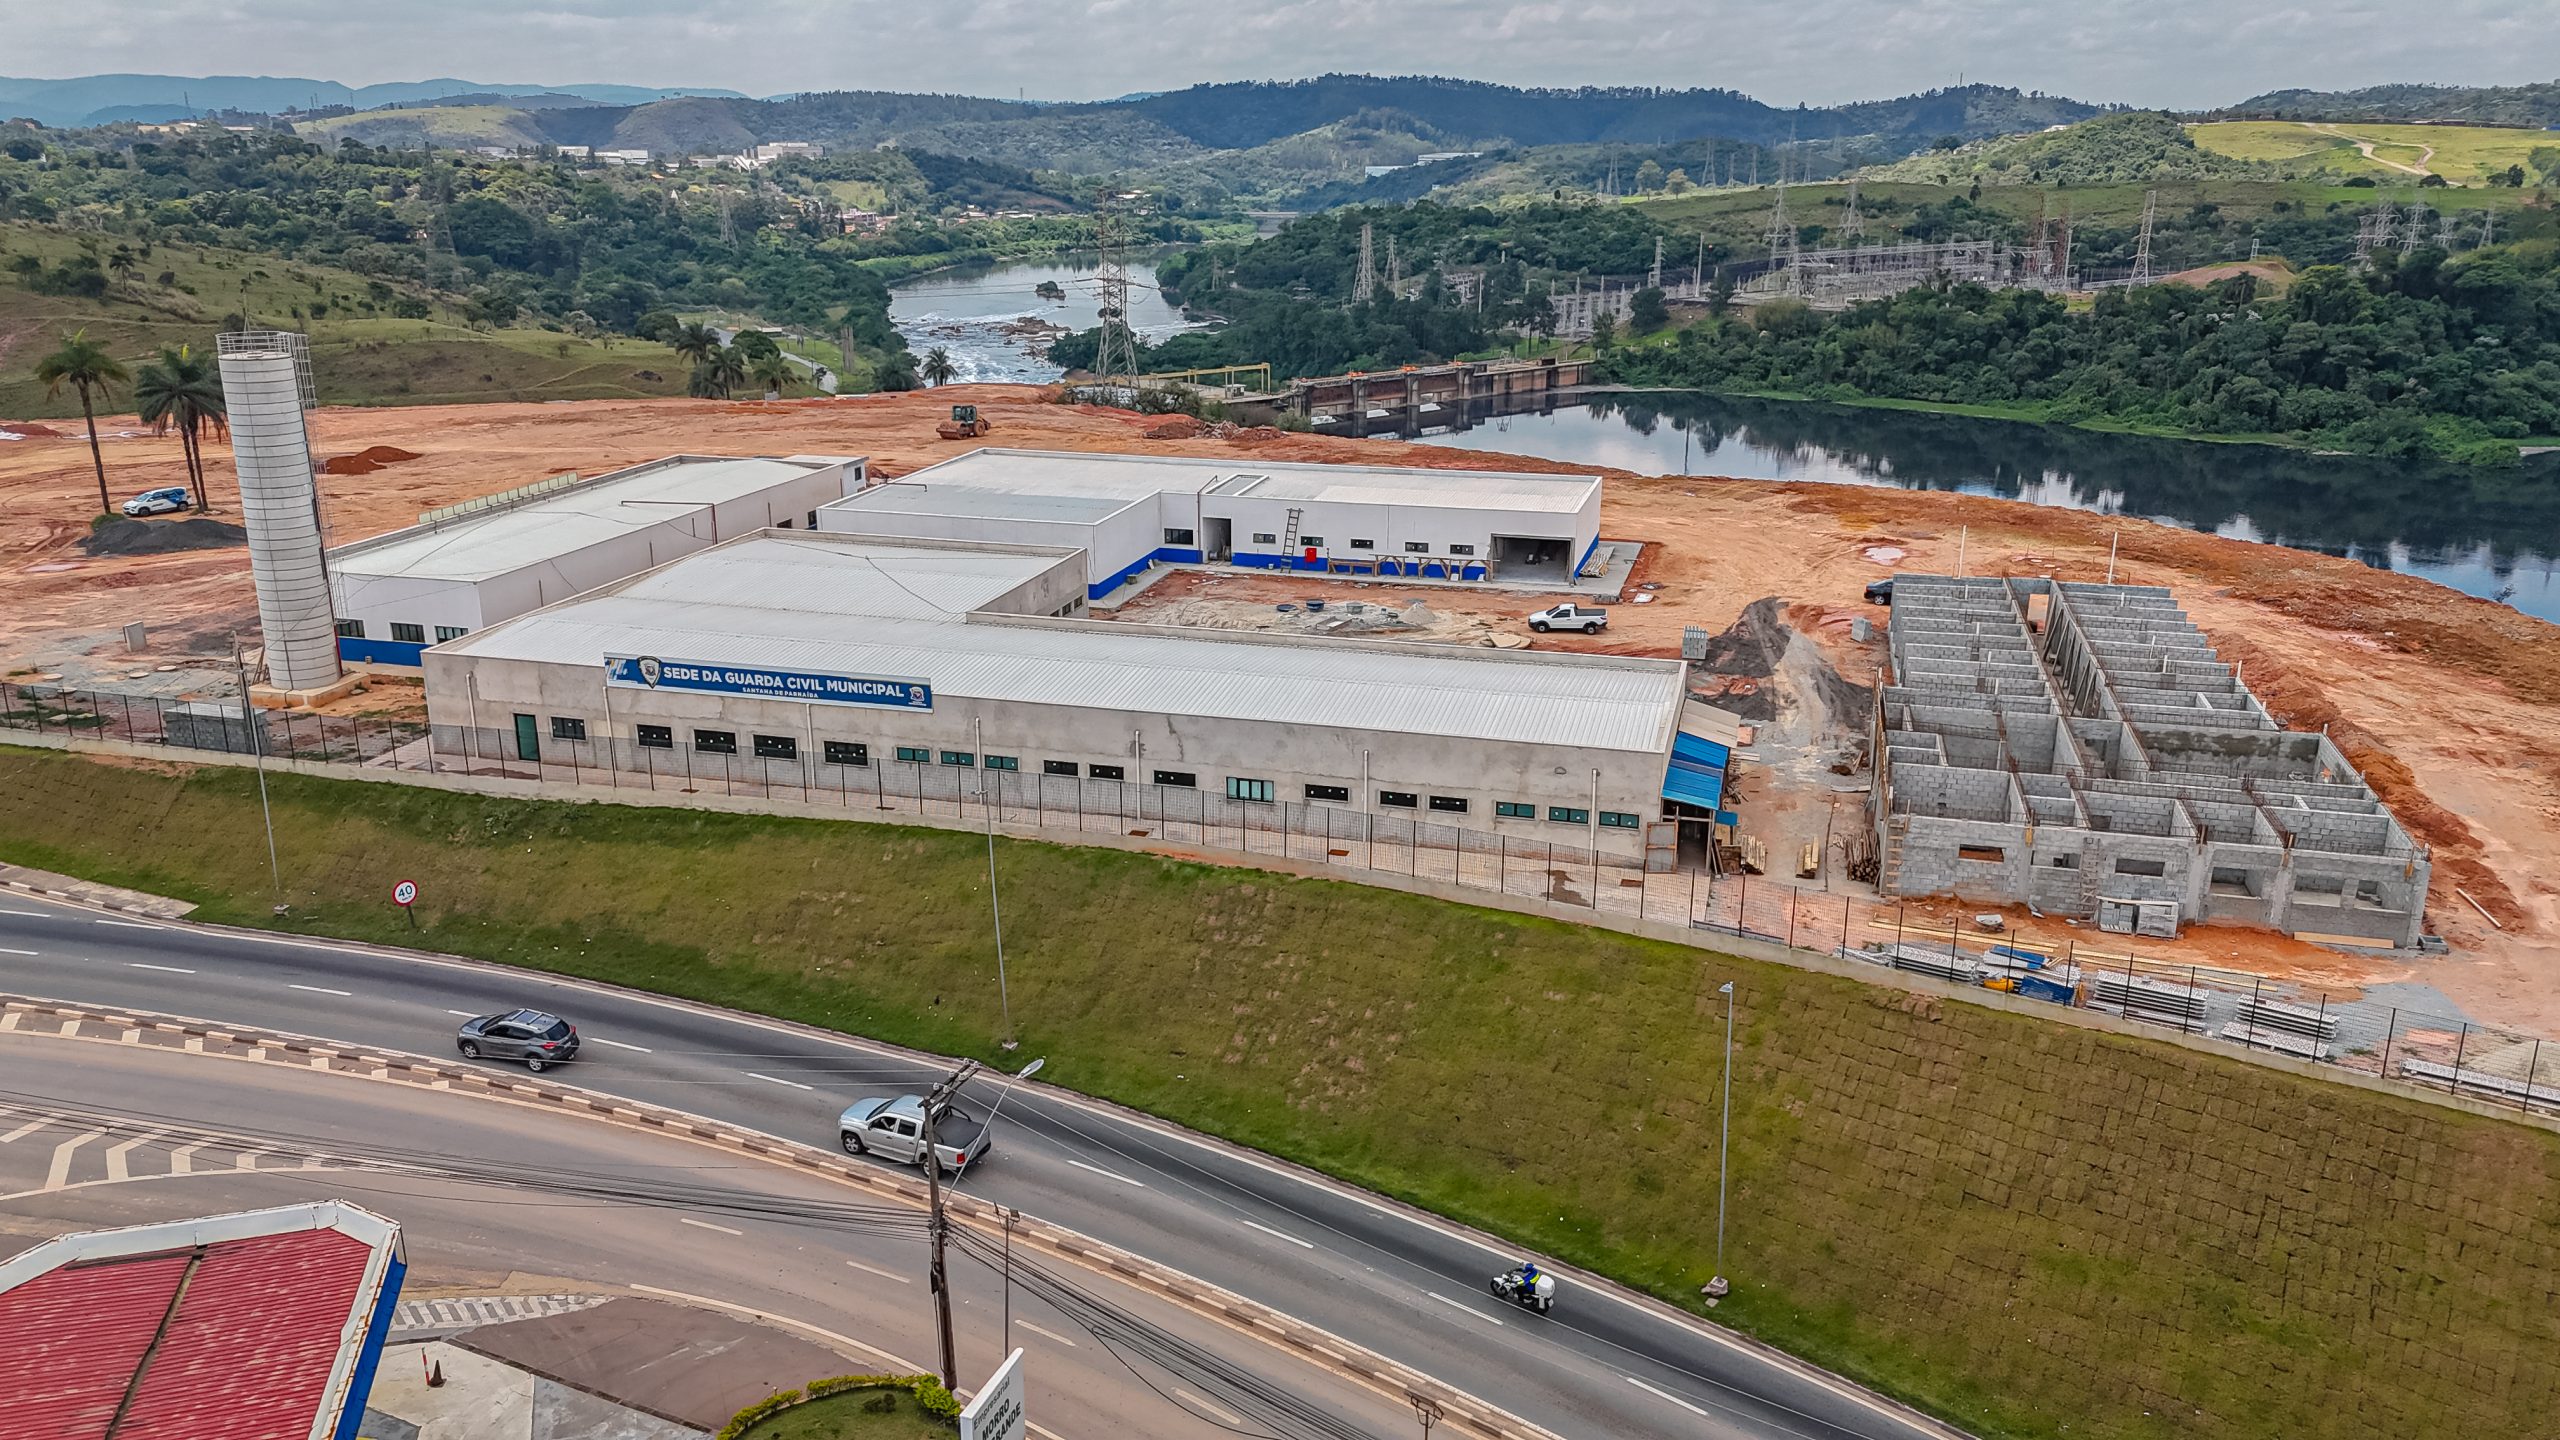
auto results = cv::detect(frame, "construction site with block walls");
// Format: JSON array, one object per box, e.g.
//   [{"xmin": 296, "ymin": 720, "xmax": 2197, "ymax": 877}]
[{"xmin": 1874, "ymin": 575, "xmax": 2431, "ymax": 949}]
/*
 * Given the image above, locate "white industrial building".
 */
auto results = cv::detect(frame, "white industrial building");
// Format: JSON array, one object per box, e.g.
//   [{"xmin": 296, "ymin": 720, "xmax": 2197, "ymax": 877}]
[
  {"xmin": 328, "ymin": 454, "xmax": 864, "ymax": 666},
  {"xmin": 422, "ymin": 530, "xmax": 1709, "ymax": 857},
  {"xmin": 814, "ymin": 449, "xmax": 1605, "ymax": 600}
]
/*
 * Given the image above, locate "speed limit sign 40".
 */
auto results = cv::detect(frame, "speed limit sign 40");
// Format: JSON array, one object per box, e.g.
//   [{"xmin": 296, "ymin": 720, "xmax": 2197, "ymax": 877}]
[{"xmin": 393, "ymin": 880, "xmax": 418, "ymax": 907}]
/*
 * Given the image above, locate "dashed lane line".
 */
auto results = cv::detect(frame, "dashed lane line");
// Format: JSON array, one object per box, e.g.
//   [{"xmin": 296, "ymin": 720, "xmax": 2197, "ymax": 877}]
[
  {"xmin": 587, "ymin": 1038, "xmax": 652, "ymax": 1053},
  {"xmin": 0, "ymin": 948, "xmax": 36, "ymax": 956},
  {"xmin": 1241, "ymin": 1219, "xmax": 1315, "ymax": 1250},
  {"xmin": 678, "ymin": 1217, "xmax": 742, "ymax": 1236},
  {"xmin": 1066, "ymin": 1158, "xmax": 1146, "ymax": 1188},
  {"xmin": 1625, "ymin": 1374, "xmax": 1711, "ymax": 1417},
  {"xmin": 842, "ymin": 1258, "xmax": 911, "ymax": 1285},
  {"xmin": 1018, "ymin": 1320, "xmax": 1079, "ymax": 1347},
  {"xmin": 95, "ymin": 920, "xmax": 166, "ymax": 930},
  {"xmin": 745, "ymin": 1072, "xmax": 814, "ymax": 1091},
  {"xmin": 289, "ymin": 984, "xmax": 354, "ymax": 997},
  {"xmin": 1172, "ymin": 1387, "xmax": 1245, "ymax": 1428},
  {"xmin": 1427, "ymin": 1292, "xmax": 1506, "ymax": 1327},
  {"xmin": 129, "ymin": 963, "xmax": 196, "ymax": 974}
]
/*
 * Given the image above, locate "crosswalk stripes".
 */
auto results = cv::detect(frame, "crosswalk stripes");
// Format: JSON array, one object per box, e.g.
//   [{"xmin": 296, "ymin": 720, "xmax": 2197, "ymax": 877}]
[{"xmin": 391, "ymin": 1293, "xmax": 613, "ymax": 1332}]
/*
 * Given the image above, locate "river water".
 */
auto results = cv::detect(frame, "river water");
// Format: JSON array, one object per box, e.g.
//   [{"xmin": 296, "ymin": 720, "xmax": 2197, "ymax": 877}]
[
  {"xmin": 888, "ymin": 256, "xmax": 1198, "ymax": 384},
  {"xmin": 894, "ymin": 260, "xmax": 2560, "ymax": 622},
  {"xmin": 1395, "ymin": 392, "xmax": 2560, "ymax": 623}
]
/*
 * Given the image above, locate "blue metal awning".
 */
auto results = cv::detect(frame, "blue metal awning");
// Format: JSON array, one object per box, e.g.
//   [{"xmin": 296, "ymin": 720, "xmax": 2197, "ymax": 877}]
[{"xmin": 1662, "ymin": 731, "xmax": 1728, "ymax": 813}]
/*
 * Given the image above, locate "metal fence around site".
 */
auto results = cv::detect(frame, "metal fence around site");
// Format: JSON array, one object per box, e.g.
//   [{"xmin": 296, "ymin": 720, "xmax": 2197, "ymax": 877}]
[{"xmin": 6, "ymin": 679, "xmax": 2555, "ymax": 1122}]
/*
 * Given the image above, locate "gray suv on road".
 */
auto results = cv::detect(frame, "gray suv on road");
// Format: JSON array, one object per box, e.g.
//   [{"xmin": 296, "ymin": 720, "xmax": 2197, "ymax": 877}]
[{"xmin": 456, "ymin": 1009, "xmax": 580, "ymax": 1071}]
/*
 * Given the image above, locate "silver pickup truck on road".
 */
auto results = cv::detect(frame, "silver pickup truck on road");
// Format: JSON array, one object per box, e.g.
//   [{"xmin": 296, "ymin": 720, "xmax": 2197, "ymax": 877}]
[{"xmin": 838, "ymin": 1093, "xmax": 990, "ymax": 1177}]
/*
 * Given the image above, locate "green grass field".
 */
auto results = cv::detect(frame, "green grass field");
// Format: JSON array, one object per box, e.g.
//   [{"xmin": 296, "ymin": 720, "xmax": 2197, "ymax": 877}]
[
  {"xmin": 2190, "ymin": 121, "xmax": 2558, "ymax": 185},
  {"xmin": 0, "ymin": 224, "xmax": 688, "ymax": 417},
  {"xmin": 3, "ymin": 745, "xmax": 2557, "ymax": 1440},
  {"xmin": 737, "ymin": 1389, "xmax": 949, "ymax": 1440}
]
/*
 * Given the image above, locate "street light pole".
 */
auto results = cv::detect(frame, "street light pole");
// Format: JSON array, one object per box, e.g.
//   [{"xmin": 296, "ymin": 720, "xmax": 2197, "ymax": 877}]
[
  {"xmin": 974, "ymin": 718, "xmax": 1015, "ymax": 1049},
  {"xmin": 1709, "ymin": 979, "xmax": 1735, "ymax": 1301},
  {"xmin": 232, "ymin": 635, "xmax": 282, "ymax": 904}
]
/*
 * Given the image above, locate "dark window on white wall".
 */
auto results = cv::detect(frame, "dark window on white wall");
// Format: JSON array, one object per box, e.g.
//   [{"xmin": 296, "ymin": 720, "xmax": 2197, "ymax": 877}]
[
  {"xmin": 549, "ymin": 717, "xmax": 586, "ymax": 741},
  {"xmin": 390, "ymin": 622, "xmax": 426, "ymax": 644},
  {"xmin": 1305, "ymin": 783, "xmax": 1350, "ymax": 802},
  {"xmin": 754, "ymin": 734, "xmax": 797, "ymax": 760},
  {"xmin": 1043, "ymin": 759, "xmax": 1078, "ymax": 776},
  {"xmin": 941, "ymin": 751, "xmax": 975, "ymax": 767},
  {"xmin": 1548, "ymin": 806, "xmax": 1588, "ymax": 824},
  {"xmin": 695, "ymin": 730, "xmax": 737, "ymax": 755},
  {"xmin": 1599, "ymin": 811, "xmax": 1641, "ymax": 829},
  {"xmin": 1089, "ymin": 763, "xmax": 1125, "ymax": 780},
  {"xmin": 1164, "ymin": 528, "xmax": 1195, "ymax": 546},
  {"xmin": 1227, "ymin": 777, "xmax": 1274, "ymax": 802},
  {"xmin": 1349, "ymin": 538, "xmax": 1374, "ymax": 550},
  {"xmin": 335, "ymin": 619, "xmax": 365, "ymax": 638},
  {"xmin": 1428, "ymin": 795, "xmax": 1468, "ymax": 813},
  {"xmin": 986, "ymin": 754, "xmax": 1019, "ymax": 772},
  {"xmin": 1252, "ymin": 532, "xmax": 1277, "ymax": 544},
  {"xmin": 824, "ymin": 741, "xmax": 869, "ymax": 766},
  {"xmin": 434, "ymin": 625, "xmax": 466, "ymax": 643},
  {"xmin": 636, "ymin": 725, "xmax": 672, "ymax": 749},
  {"xmin": 1154, "ymin": 770, "xmax": 1196, "ymax": 788},
  {"xmin": 896, "ymin": 745, "xmax": 930, "ymax": 763},
  {"xmin": 1495, "ymin": 801, "xmax": 1535, "ymax": 818},
  {"xmin": 1404, "ymin": 541, "xmax": 1430, "ymax": 553},
  {"xmin": 1299, "ymin": 536, "xmax": 1324, "ymax": 547},
  {"xmin": 1447, "ymin": 543, "xmax": 1476, "ymax": 556},
  {"xmin": 2115, "ymin": 857, "xmax": 2168, "ymax": 877},
  {"xmin": 1379, "ymin": 790, "xmax": 1418, "ymax": 808}
]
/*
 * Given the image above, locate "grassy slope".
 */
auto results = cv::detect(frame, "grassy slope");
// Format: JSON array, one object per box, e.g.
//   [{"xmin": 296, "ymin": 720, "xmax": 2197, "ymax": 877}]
[
  {"xmin": 0, "ymin": 225, "xmax": 688, "ymax": 417},
  {"xmin": 739, "ymin": 1389, "xmax": 947, "ymax": 1439},
  {"xmin": 2, "ymin": 746, "xmax": 2556, "ymax": 1440},
  {"xmin": 2192, "ymin": 120, "xmax": 2557, "ymax": 185}
]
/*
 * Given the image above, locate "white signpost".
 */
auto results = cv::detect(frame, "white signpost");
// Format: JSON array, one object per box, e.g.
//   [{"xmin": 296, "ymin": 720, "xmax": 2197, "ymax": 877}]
[{"xmin": 957, "ymin": 1348, "xmax": 1026, "ymax": 1440}]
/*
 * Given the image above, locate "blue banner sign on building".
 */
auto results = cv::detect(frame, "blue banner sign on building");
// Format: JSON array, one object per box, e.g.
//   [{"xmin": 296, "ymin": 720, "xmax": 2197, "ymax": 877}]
[{"xmin": 605, "ymin": 654, "xmax": 933, "ymax": 710}]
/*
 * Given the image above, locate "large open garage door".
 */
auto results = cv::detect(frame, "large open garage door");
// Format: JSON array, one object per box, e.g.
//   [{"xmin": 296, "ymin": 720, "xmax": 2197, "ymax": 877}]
[{"xmin": 1490, "ymin": 535, "xmax": 1572, "ymax": 584}]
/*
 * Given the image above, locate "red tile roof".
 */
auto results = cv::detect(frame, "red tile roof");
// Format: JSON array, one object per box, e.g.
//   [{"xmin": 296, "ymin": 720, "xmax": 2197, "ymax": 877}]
[{"xmin": 0, "ymin": 1225, "xmax": 377, "ymax": 1440}]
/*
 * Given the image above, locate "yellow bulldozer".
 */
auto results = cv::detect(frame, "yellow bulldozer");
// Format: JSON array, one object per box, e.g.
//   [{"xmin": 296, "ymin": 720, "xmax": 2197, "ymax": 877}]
[{"xmin": 936, "ymin": 403, "xmax": 992, "ymax": 441}]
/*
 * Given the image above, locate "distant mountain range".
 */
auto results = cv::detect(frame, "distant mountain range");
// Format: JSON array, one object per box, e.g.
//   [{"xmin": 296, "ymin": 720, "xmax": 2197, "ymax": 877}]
[{"xmin": 0, "ymin": 73, "xmax": 745, "ymax": 128}]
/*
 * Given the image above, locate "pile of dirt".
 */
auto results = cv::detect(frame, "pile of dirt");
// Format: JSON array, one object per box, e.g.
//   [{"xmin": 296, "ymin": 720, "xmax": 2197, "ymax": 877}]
[
  {"xmin": 0, "ymin": 422, "xmax": 65, "ymax": 439},
  {"xmin": 1142, "ymin": 416, "xmax": 1205, "ymax": 440},
  {"xmin": 321, "ymin": 444, "xmax": 423, "ymax": 476},
  {"xmin": 80, "ymin": 517, "xmax": 248, "ymax": 557}
]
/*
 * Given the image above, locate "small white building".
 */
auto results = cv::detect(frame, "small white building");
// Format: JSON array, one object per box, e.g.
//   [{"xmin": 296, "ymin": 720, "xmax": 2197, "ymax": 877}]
[
  {"xmin": 595, "ymin": 148, "xmax": 651, "ymax": 166},
  {"xmin": 815, "ymin": 449, "xmax": 1604, "ymax": 601},
  {"xmin": 422, "ymin": 531, "xmax": 1697, "ymax": 857},
  {"xmin": 328, "ymin": 454, "xmax": 864, "ymax": 666}
]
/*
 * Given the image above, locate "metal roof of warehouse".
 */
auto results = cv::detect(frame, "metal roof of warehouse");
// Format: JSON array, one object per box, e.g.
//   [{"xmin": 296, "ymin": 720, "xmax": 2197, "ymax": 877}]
[
  {"xmin": 438, "ymin": 534, "xmax": 1684, "ymax": 753},
  {"xmin": 331, "ymin": 456, "xmax": 833, "ymax": 583},
  {"xmin": 870, "ymin": 448, "xmax": 1601, "ymax": 514}
]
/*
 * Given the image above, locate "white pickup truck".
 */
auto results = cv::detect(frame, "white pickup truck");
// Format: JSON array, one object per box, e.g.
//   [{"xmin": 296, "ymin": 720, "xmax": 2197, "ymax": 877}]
[
  {"xmin": 837, "ymin": 1093, "xmax": 990, "ymax": 1177},
  {"xmin": 1526, "ymin": 602, "xmax": 1608, "ymax": 634}
]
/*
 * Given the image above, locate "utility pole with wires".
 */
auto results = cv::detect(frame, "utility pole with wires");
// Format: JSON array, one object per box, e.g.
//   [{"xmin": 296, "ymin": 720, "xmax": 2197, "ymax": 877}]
[{"xmin": 918, "ymin": 1058, "xmax": 983, "ymax": 1390}]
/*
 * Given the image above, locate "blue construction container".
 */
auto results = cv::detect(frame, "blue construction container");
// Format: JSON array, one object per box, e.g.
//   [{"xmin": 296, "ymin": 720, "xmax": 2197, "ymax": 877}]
[{"xmin": 2013, "ymin": 975, "xmax": 2077, "ymax": 1005}]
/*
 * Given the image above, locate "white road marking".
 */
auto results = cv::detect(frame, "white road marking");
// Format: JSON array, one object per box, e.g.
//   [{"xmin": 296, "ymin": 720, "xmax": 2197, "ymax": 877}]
[
  {"xmin": 168, "ymin": 1142, "xmax": 205, "ymax": 1176},
  {"xmin": 104, "ymin": 1132, "xmax": 165, "ymax": 1183},
  {"xmin": 289, "ymin": 984, "xmax": 353, "ymax": 996},
  {"xmin": 1625, "ymin": 1374, "xmax": 1711, "ymax": 1417},
  {"xmin": 95, "ymin": 919, "xmax": 166, "ymax": 930},
  {"xmin": 1427, "ymin": 1292, "xmax": 1505, "ymax": 1327},
  {"xmin": 234, "ymin": 1149, "xmax": 268, "ymax": 1172},
  {"xmin": 1172, "ymin": 1387, "xmax": 1244, "ymax": 1428},
  {"xmin": 1241, "ymin": 1219, "xmax": 1315, "ymax": 1249},
  {"xmin": 842, "ymin": 1258, "xmax": 911, "ymax": 1284},
  {"xmin": 0, "ymin": 1117, "xmax": 50, "ymax": 1144},
  {"xmin": 45, "ymin": 1131, "xmax": 103, "ymax": 1190},
  {"xmin": 0, "ymin": 947, "xmax": 37, "ymax": 956},
  {"xmin": 678, "ymin": 1217, "xmax": 742, "ymax": 1236},
  {"xmin": 587, "ymin": 1037, "xmax": 652, "ymax": 1052},
  {"xmin": 0, "ymin": 908, "xmax": 53, "ymax": 917},
  {"xmin": 1017, "ymin": 1319, "xmax": 1079, "ymax": 1347},
  {"xmin": 626, "ymin": 1285, "xmax": 919, "ymax": 1371},
  {"xmin": 1067, "ymin": 1158, "xmax": 1146, "ymax": 1188},
  {"xmin": 128, "ymin": 963, "xmax": 195, "ymax": 974},
  {"xmin": 745, "ymin": 1072, "xmax": 813, "ymax": 1091},
  {"xmin": 446, "ymin": 1010, "xmax": 479, "ymax": 1017}
]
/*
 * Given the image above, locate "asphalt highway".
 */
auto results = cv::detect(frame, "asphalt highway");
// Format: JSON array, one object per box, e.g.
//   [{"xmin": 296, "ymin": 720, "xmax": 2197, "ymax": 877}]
[
  {"xmin": 0, "ymin": 894, "xmax": 1962, "ymax": 1440},
  {"xmin": 0, "ymin": 1036, "xmax": 1411, "ymax": 1440}
]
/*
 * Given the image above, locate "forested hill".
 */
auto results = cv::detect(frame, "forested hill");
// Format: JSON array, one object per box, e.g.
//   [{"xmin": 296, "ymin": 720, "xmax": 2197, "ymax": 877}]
[
  {"xmin": 1091, "ymin": 77, "xmax": 2099, "ymax": 151},
  {"xmin": 2231, "ymin": 80, "xmax": 2560, "ymax": 128}
]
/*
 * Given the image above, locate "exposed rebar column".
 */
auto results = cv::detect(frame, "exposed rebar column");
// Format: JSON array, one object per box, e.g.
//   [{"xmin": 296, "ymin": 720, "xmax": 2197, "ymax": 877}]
[{"xmin": 217, "ymin": 330, "xmax": 341, "ymax": 693}]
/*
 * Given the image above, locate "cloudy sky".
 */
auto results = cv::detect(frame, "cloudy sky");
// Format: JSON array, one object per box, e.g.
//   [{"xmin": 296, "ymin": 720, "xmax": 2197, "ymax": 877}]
[{"xmin": 10, "ymin": 0, "xmax": 2553, "ymax": 109}]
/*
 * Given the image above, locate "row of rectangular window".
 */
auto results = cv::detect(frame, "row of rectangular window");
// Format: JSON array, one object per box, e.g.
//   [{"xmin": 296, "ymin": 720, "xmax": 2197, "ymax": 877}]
[
  {"xmin": 336, "ymin": 619, "xmax": 467, "ymax": 644},
  {"xmin": 1234, "ymin": 532, "xmax": 1479, "ymax": 556},
  {"xmin": 554, "ymin": 721, "xmax": 1641, "ymax": 825}
]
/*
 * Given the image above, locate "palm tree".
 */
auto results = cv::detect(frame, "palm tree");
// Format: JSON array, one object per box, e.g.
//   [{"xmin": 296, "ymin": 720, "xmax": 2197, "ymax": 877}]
[
  {"xmin": 131, "ymin": 344, "xmax": 227, "ymax": 512},
  {"xmin": 921, "ymin": 347, "xmax": 956, "ymax": 387},
  {"xmin": 106, "ymin": 246, "xmax": 139, "ymax": 289},
  {"xmin": 688, "ymin": 343, "xmax": 748, "ymax": 400},
  {"xmin": 671, "ymin": 321, "xmax": 721, "ymax": 366},
  {"xmin": 34, "ymin": 330, "xmax": 130, "ymax": 514},
  {"xmin": 749, "ymin": 351, "xmax": 795, "ymax": 399}
]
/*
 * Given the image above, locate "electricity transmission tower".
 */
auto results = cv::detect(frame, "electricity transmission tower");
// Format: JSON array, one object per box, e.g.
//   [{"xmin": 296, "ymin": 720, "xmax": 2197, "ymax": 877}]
[
  {"xmin": 2131, "ymin": 189, "xmax": 2157, "ymax": 285},
  {"xmin": 1091, "ymin": 196, "xmax": 1139, "ymax": 383},
  {"xmin": 1841, "ymin": 177, "xmax": 1864, "ymax": 243},
  {"xmin": 2401, "ymin": 200, "xmax": 2425, "ymax": 257},
  {"xmin": 1353, "ymin": 221, "xmax": 1376, "ymax": 305},
  {"xmin": 1650, "ymin": 235, "xmax": 1664, "ymax": 291},
  {"xmin": 1386, "ymin": 232, "xmax": 1400, "ymax": 288}
]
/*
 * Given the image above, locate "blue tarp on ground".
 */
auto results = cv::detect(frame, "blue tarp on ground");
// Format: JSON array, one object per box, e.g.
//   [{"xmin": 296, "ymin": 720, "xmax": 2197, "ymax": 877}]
[{"xmin": 1662, "ymin": 731, "xmax": 1728, "ymax": 813}]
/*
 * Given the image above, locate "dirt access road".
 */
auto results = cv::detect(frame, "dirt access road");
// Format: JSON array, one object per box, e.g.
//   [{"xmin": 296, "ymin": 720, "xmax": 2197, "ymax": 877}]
[{"xmin": 3, "ymin": 384, "xmax": 2555, "ymax": 1027}]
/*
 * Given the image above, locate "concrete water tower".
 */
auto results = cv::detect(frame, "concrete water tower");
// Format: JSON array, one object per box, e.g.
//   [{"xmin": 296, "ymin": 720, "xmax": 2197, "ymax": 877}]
[{"xmin": 217, "ymin": 330, "xmax": 343, "ymax": 696}]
